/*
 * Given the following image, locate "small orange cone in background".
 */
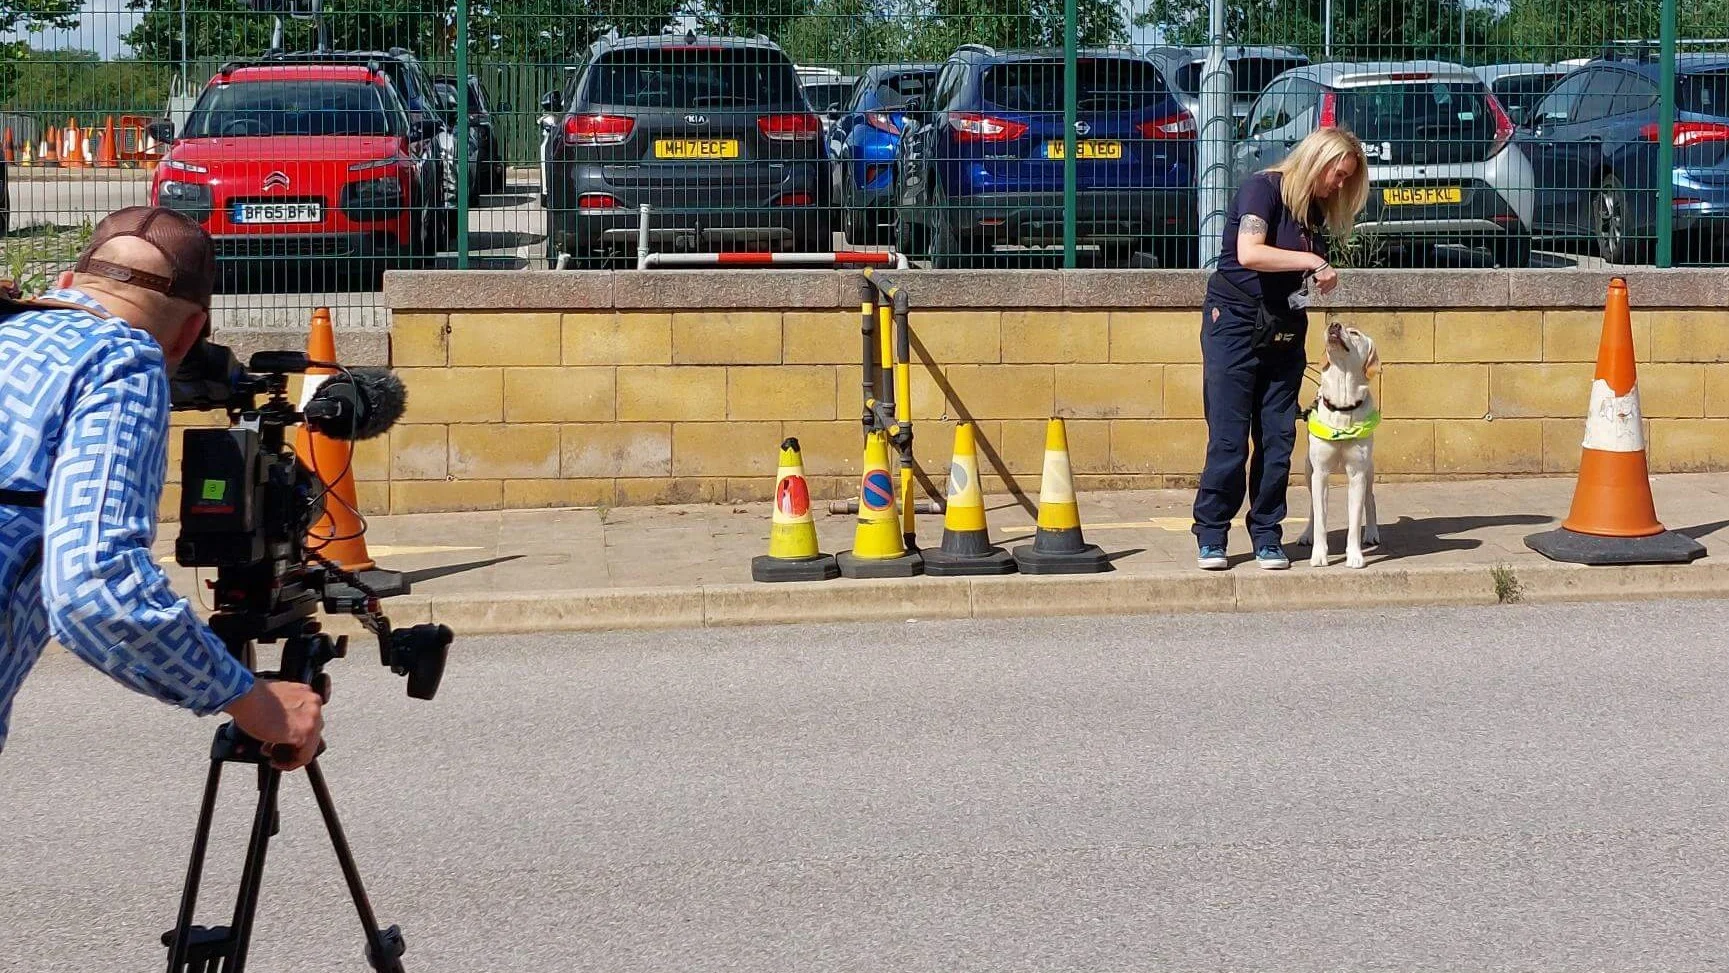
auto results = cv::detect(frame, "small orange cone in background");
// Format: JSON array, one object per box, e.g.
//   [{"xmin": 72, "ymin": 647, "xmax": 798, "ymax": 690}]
[
  {"xmin": 61, "ymin": 118, "xmax": 84, "ymax": 168},
  {"xmin": 2, "ymin": 127, "xmax": 13, "ymax": 163},
  {"xmin": 95, "ymin": 116, "xmax": 118, "ymax": 168},
  {"xmin": 41, "ymin": 128, "xmax": 58, "ymax": 166},
  {"xmin": 293, "ymin": 307, "xmax": 409, "ymax": 595},
  {"xmin": 1526, "ymin": 277, "xmax": 1706, "ymax": 565}
]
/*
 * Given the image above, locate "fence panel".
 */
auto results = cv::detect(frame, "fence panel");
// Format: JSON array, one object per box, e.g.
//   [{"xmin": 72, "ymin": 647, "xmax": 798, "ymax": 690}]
[{"xmin": 1, "ymin": 0, "xmax": 1725, "ymax": 327}]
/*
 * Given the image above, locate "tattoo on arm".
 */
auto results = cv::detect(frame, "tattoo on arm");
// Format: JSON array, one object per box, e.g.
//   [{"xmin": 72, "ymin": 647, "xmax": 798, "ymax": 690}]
[{"xmin": 1239, "ymin": 214, "xmax": 1269, "ymax": 242}]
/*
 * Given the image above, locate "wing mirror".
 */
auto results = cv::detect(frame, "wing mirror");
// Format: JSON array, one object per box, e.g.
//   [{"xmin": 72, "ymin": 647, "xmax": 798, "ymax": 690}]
[
  {"xmin": 540, "ymin": 90, "xmax": 563, "ymax": 113},
  {"xmin": 147, "ymin": 118, "xmax": 176, "ymax": 144}
]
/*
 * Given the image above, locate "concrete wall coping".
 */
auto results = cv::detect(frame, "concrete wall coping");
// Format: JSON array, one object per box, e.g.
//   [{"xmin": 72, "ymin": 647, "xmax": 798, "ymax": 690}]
[{"xmin": 384, "ymin": 268, "xmax": 1729, "ymax": 312}]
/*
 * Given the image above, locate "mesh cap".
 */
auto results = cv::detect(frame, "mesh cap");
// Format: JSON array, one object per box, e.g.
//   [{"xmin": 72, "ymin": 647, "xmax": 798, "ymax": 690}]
[{"xmin": 76, "ymin": 206, "xmax": 217, "ymax": 310}]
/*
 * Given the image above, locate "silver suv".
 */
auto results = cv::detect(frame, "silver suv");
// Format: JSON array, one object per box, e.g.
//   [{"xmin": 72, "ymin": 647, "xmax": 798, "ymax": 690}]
[{"xmin": 1232, "ymin": 60, "xmax": 1537, "ymax": 267}]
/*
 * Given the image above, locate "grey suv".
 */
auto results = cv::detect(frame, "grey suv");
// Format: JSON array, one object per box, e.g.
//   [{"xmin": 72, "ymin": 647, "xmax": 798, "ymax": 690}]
[
  {"xmin": 1142, "ymin": 45, "xmax": 1310, "ymax": 127},
  {"xmin": 1233, "ymin": 61, "xmax": 1537, "ymax": 267},
  {"xmin": 543, "ymin": 34, "xmax": 830, "ymax": 268}
]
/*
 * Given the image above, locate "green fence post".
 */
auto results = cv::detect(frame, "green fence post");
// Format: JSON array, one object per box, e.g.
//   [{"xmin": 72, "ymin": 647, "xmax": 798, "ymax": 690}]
[
  {"xmin": 1656, "ymin": 0, "xmax": 1677, "ymax": 268},
  {"xmin": 1062, "ymin": 0, "xmax": 1077, "ymax": 270},
  {"xmin": 455, "ymin": 0, "xmax": 471, "ymax": 270}
]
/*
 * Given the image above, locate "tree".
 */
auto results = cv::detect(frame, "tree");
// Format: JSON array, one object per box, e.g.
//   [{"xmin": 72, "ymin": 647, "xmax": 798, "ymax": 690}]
[
  {"xmin": 0, "ymin": 48, "xmax": 173, "ymax": 117},
  {"xmin": 0, "ymin": 0, "xmax": 84, "ymax": 103}
]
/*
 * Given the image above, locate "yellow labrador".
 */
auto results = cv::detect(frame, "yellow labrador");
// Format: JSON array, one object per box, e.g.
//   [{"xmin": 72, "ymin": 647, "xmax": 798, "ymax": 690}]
[{"xmin": 1297, "ymin": 322, "xmax": 1381, "ymax": 569}]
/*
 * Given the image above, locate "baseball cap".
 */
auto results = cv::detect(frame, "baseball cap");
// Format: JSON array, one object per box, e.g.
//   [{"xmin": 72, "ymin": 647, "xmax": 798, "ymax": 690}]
[{"xmin": 76, "ymin": 206, "xmax": 218, "ymax": 310}]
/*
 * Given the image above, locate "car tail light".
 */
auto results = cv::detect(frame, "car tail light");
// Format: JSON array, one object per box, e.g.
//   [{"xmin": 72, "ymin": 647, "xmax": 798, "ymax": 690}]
[
  {"xmin": 865, "ymin": 112, "xmax": 901, "ymax": 135},
  {"xmin": 758, "ymin": 114, "xmax": 821, "ymax": 141},
  {"xmin": 949, "ymin": 113, "xmax": 1028, "ymax": 142},
  {"xmin": 864, "ymin": 163, "xmax": 888, "ymax": 184},
  {"xmin": 1136, "ymin": 111, "xmax": 1196, "ymax": 139},
  {"xmin": 564, "ymin": 115, "xmax": 634, "ymax": 145},
  {"xmin": 1640, "ymin": 121, "xmax": 1729, "ymax": 147},
  {"xmin": 578, "ymin": 193, "xmax": 620, "ymax": 210},
  {"xmin": 774, "ymin": 192, "xmax": 814, "ymax": 206},
  {"xmin": 1319, "ymin": 91, "xmax": 1337, "ymax": 128},
  {"xmin": 1486, "ymin": 93, "xmax": 1515, "ymax": 157}
]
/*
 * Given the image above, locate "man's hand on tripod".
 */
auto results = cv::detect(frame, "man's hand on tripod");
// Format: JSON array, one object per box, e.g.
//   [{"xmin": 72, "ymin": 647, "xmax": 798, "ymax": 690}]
[{"xmin": 224, "ymin": 680, "xmax": 325, "ymax": 770}]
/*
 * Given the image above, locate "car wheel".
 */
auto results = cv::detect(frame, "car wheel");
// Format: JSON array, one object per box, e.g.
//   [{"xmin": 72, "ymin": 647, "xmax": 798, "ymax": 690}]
[
  {"xmin": 893, "ymin": 207, "xmax": 928, "ymax": 263},
  {"xmin": 1493, "ymin": 232, "xmax": 1533, "ymax": 269},
  {"xmin": 1596, "ymin": 174, "xmax": 1650, "ymax": 265},
  {"xmin": 843, "ymin": 198, "xmax": 871, "ymax": 247}
]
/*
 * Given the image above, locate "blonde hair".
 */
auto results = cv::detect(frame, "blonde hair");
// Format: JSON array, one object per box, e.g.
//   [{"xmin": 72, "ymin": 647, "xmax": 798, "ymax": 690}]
[{"xmin": 1267, "ymin": 127, "xmax": 1369, "ymax": 238}]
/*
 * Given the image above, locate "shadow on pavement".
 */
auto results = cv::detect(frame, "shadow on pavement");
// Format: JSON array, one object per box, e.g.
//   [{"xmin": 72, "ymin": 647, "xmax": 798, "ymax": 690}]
[
  {"xmin": 1677, "ymin": 519, "xmax": 1729, "ymax": 540},
  {"xmin": 1305, "ymin": 513, "xmax": 1555, "ymax": 564},
  {"xmin": 404, "ymin": 555, "xmax": 525, "ymax": 586}
]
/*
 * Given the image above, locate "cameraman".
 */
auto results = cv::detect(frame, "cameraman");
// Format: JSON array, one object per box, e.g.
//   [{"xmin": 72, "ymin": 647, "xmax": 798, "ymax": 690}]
[{"xmin": 0, "ymin": 206, "xmax": 322, "ymax": 769}]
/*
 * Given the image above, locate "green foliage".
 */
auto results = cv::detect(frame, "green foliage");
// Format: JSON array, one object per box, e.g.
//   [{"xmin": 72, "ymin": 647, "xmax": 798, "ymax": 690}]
[
  {"xmin": 0, "ymin": 49, "xmax": 173, "ymax": 117},
  {"xmin": 0, "ymin": 0, "xmax": 83, "ymax": 102},
  {"xmin": 2, "ymin": 220, "xmax": 95, "ymax": 295}
]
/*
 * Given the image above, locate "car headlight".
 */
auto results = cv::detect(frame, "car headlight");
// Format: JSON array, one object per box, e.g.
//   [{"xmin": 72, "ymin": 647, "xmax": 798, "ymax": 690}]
[
  {"xmin": 157, "ymin": 180, "xmax": 213, "ymax": 218},
  {"xmin": 341, "ymin": 177, "xmax": 406, "ymax": 219}
]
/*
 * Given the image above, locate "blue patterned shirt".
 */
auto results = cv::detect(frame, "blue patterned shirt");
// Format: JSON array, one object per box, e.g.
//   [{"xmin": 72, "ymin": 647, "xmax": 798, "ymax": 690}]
[{"xmin": 0, "ymin": 289, "xmax": 255, "ymax": 753}]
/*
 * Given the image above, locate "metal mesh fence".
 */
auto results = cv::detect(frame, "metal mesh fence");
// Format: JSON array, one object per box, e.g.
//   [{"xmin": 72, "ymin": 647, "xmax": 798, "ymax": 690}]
[{"xmin": 1, "ymin": 0, "xmax": 1726, "ymax": 319}]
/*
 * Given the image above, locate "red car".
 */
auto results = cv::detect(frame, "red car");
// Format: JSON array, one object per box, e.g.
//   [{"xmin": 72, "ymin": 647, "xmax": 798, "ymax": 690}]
[{"xmin": 149, "ymin": 63, "xmax": 443, "ymax": 285}]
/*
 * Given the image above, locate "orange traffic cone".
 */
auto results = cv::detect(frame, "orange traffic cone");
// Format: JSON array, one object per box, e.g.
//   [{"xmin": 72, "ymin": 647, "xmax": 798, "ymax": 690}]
[
  {"xmin": 95, "ymin": 116, "xmax": 118, "ymax": 168},
  {"xmin": 2, "ymin": 127, "xmax": 13, "ymax": 163},
  {"xmin": 293, "ymin": 307, "xmax": 409, "ymax": 594},
  {"xmin": 1526, "ymin": 277, "xmax": 1705, "ymax": 565},
  {"xmin": 61, "ymin": 118, "xmax": 84, "ymax": 168},
  {"xmin": 41, "ymin": 128, "xmax": 58, "ymax": 167}
]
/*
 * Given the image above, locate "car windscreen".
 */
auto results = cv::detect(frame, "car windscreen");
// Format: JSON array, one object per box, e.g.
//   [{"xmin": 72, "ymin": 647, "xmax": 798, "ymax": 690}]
[
  {"xmin": 584, "ymin": 47, "xmax": 800, "ymax": 109},
  {"xmin": 805, "ymin": 81, "xmax": 853, "ymax": 111},
  {"xmin": 184, "ymin": 81, "xmax": 398, "ymax": 138},
  {"xmin": 856, "ymin": 70, "xmax": 935, "ymax": 110},
  {"xmin": 983, "ymin": 58, "xmax": 1169, "ymax": 112},
  {"xmin": 1175, "ymin": 57, "xmax": 1310, "ymax": 101},
  {"xmin": 1679, "ymin": 69, "xmax": 1729, "ymax": 116},
  {"xmin": 1491, "ymin": 73, "xmax": 1568, "ymax": 116},
  {"xmin": 1335, "ymin": 81, "xmax": 1499, "ymax": 164}
]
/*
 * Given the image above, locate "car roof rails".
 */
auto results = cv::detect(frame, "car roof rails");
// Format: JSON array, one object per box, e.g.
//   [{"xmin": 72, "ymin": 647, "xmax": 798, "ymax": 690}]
[{"xmin": 956, "ymin": 43, "xmax": 996, "ymax": 57}]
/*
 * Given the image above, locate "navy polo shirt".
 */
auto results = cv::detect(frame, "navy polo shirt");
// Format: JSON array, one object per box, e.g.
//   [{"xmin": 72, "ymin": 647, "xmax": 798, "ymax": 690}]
[{"xmin": 1210, "ymin": 171, "xmax": 1328, "ymax": 312}]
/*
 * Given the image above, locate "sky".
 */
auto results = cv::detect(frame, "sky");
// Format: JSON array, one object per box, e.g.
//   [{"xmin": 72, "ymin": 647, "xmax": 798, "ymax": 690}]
[{"xmin": 15, "ymin": 0, "xmax": 141, "ymax": 59}]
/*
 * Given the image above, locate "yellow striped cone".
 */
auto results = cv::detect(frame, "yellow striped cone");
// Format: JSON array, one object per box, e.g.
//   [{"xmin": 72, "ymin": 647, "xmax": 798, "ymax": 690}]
[
  {"xmin": 752, "ymin": 437, "xmax": 838, "ymax": 583},
  {"xmin": 1013, "ymin": 418, "xmax": 1110, "ymax": 574},
  {"xmin": 924, "ymin": 421, "xmax": 1017, "ymax": 576},
  {"xmin": 837, "ymin": 430, "xmax": 923, "ymax": 578}
]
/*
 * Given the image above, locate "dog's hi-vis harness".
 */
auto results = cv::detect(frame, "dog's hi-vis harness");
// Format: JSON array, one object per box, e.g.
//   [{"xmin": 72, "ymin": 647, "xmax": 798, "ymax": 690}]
[{"xmin": 1306, "ymin": 394, "xmax": 1382, "ymax": 442}]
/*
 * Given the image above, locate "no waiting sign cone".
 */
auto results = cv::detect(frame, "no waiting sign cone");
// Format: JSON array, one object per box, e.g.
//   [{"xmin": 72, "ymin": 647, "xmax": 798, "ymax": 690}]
[{"xmin": 1525, "ymin": 277, "xmax": 1704, "ymax": 565}]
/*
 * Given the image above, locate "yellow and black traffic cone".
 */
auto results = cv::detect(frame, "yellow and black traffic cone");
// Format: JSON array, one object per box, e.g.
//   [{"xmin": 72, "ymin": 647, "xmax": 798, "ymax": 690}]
[
  {"xmin": 752, "ymin": 437, "xmax": 839, "ymax": 583},
  {"xmin": 923, "ymin": 421, "xmax": 1017, "ymax": 576},
  {"xmin": 837, "ymin": 430, "xmax": 923, "ymax": 578},
  {"xmin": 1013, "ymin": 418, "xmax": 1110, "ymax": 574}
]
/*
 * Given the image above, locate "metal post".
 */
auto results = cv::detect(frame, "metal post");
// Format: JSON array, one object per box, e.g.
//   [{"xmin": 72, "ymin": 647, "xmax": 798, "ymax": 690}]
[
  {"xmin": 1061, "ymin": 0, "xmax": 1078, "ymax": 269},
  {"xmin": 637, "ymin": 203, "xmax": 651, "ymax": 269},
  {"xmin": 180, "ymin": 0, "xmax": 188, "ymax": 82},
  {"xmin": 1459, "ymin": 0, "xmax": 1466, "ymax": 63},
  {"xmin": 454, "ymin": 0, "xmax": 471, "ymax": 269},
  {"xmin": 1197, "ymin": 0, "xmax": 1231, "ymax": 269},
  {"xmin": 1656, "ymin": 0, "xmax": 1678, "ymax": 267},
  {"xmin": 1324, "ymin": 0, "xmax": 1332, "ymax": 58}
]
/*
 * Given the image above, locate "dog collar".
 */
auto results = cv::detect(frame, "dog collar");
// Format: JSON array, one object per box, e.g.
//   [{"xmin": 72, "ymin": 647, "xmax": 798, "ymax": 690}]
[
  {"xmin": 1321, "ymin": 394, "xmax": 1364, "ymax": 412},
  {"xmin": 1308, "ymin": 408, "xmax": 1382, "ymax": 442}
]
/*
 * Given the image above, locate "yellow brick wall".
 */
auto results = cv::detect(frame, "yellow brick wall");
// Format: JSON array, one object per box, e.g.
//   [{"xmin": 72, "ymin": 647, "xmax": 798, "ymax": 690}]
[{"xmin": 158, "ymin": 305, "xmax": 1729, "ymax": 519}]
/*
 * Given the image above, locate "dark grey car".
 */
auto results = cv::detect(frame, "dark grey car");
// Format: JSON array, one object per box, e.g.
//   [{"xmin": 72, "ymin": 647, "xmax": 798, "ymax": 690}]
[{"xmin": 543, "ymin": 34, "xmax": 830, "ymax": 268}]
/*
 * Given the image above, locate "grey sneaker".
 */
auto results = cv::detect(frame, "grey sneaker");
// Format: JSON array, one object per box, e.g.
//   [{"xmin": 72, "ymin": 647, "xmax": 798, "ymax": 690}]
[
  {"xmin": 1197, "ymin": 545, "xmax": 1228, "ymax": 571},
  {"xmin": 1255, "ymin": 544, "xmax": 1291, "ymax": 570}
]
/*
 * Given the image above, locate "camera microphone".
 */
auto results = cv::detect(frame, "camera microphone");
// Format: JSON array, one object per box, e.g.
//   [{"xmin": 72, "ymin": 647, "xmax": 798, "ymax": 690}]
[{"xmin": 302, "ymin": 368, "xmax": 408, "ymax": 441}]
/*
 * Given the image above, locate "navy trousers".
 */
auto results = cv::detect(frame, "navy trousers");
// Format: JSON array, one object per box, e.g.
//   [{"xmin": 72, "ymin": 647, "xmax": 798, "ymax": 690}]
[{"xmin": 1191, "ymin": 295, "xmax": 1308, "ymax": 551}]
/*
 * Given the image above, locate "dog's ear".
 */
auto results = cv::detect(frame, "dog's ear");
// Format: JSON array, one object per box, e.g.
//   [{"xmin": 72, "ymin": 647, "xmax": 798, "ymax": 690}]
[{"xmin": 1364, "ymin": 346, "xmax": 1381, "ymax": 379}]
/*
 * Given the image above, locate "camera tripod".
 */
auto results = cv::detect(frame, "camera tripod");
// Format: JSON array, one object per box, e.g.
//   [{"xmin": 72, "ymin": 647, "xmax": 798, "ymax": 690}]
[{"xmin": 161, "ymin": 621, "xmax": 408, "ymax": 973}]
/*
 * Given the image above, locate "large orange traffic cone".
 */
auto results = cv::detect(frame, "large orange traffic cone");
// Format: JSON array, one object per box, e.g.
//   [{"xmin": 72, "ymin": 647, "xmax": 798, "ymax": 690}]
[
  {"xmin": 95, "ymin": 117, "xmax": 118, "ymax": 168},
  {"xmin": 61, "ymin": 118, "xmax": 84, "ymax": 168},
  {"xmin": 294, "ymin": 307, "xmax": 409, "ymax": 594},
  {"xmin": 1526, "ymin": 277, "xmax": 1705, "ymax": 564},
  {"xmin": 923, "ymin": 421, "xmax": 1017, "ymax": 576},
  {"xmin": 40, "ymin": 128, "xmax": 58, "ymax": 167},
  {"xmin": 2, "ymin": 128, "xmax": 13, "ymax": 163},
  {"xmin": 751, "ymin": 437, "xmax": 838, "ymax": 582}
]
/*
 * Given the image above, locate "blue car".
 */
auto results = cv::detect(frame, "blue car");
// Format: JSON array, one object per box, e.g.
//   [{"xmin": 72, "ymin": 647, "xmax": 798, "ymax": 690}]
[
  {"xmin": 1517, "ymin": 51, "xmax": 1729, "ymax": 264},
  {"xmin": 894, "ymin": 45, "xmax": 1197, "ymax": 268},
  {"xmin": 828, "ymin": 63, "xmax": 938, "ymax": 245}
]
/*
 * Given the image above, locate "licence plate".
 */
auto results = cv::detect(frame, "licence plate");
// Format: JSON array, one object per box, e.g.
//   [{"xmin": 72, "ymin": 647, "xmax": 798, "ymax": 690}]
[
  {"xmin": 232, "ymin": 202, "xmax": 322, "ymax": 224},
  {"xmin": 1046, "ymin": 140, "xmax": 1123, "ymax": 160},
  {"xmin": 1382, "ymin": 186, "xmax": 1463, "ymax": 206},
  {"xmin": 655, "ymin": 139, "xmax": 740, "ymax": 159}
]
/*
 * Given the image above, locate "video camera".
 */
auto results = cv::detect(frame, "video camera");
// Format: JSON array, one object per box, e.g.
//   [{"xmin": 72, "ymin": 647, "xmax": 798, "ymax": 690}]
[{"xmin": 168, "ymin": 338, "xmax": 450, "ymax": 700}]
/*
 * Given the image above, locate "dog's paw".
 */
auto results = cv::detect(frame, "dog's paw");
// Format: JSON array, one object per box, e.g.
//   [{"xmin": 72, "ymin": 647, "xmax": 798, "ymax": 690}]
[
  {"xmin": 1346, "ymin": 551, "xmax": 1366, "ymax": 569},
  {"xmin": 1296, "ymin": 529, "xmax": 1313, "ymax": 547},
  {"xmin": 1362, "ymin": 528, "xmax": 1381, "ymax": 548},
  {"xmin": 1310, "ymin": 551, "xmax": 1329, "ymax": 568}
]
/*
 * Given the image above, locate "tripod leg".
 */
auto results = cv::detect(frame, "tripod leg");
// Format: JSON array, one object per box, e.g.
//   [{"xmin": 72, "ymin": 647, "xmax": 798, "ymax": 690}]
[
  {"xmin": 222, "ymin": 761, "xmax": 284, "ymax": 973},
  {"xmin": 304, "ymin": 760, "xmax": 408, "ymax": 973},
  {"xmin": 164, "ymin": 758, "xmax": 226, "ymax": 972}
]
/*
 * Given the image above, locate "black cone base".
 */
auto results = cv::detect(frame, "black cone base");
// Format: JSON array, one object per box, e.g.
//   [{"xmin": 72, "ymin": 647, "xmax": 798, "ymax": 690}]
[
  {"xmin": 1524, "ymin": 527, "xmax": 1706, "ymax": 565},
  {"xmin": 1013, "ymin": 540, "xmax": 1112, "ymax": 574},
  {"xmin": 752, "ymin": 553, "xmax": 841, "ymax": 583},
  {"xmin": 836, "ymin": 550, "xmax": 924, "ymax": 578},
  {"xmin": 923, "ymin": 542, "xmax": 1018, "ymax": 577}
]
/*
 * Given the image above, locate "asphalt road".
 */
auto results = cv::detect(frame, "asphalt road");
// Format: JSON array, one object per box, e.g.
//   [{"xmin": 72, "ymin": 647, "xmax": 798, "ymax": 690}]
[{"xmin": 3, "ymin": 601, "xmax": 1726, "ymax": 971}]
